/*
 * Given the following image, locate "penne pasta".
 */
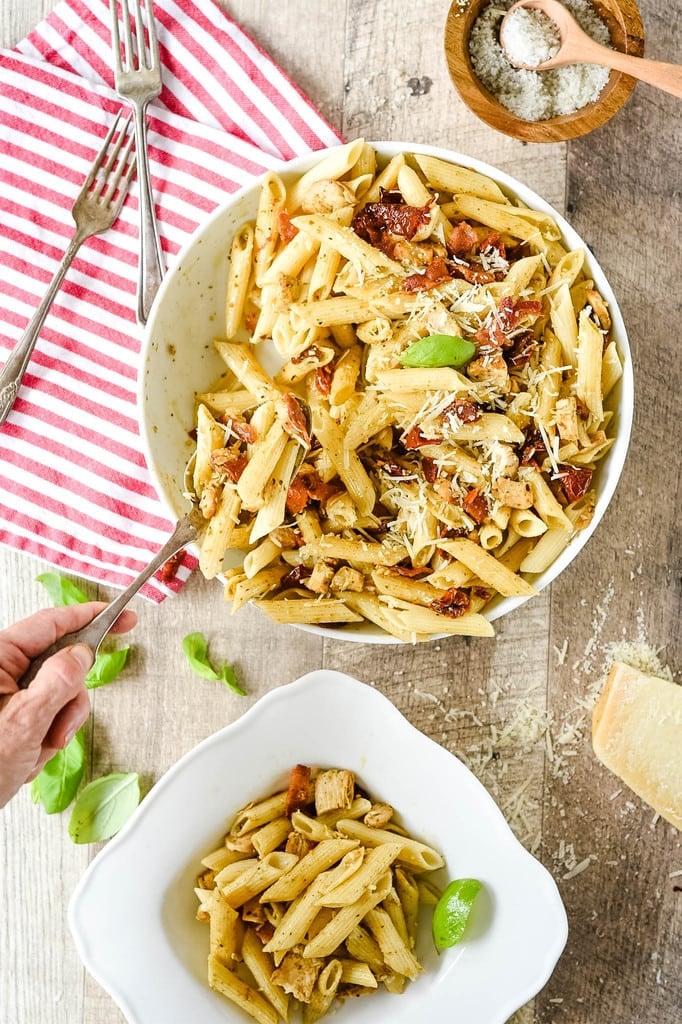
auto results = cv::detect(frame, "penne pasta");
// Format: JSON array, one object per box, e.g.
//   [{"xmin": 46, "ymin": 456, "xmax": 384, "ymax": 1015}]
[
  {"xmin": 196, "ymin": 765, "xmax": 450, "ymax": 1020},
  {"xmin": 184, "ymin": 145, "xmax": 620, "ymax": 641},
  {"xmin": 226, "ymin": 222, "xmax": 255, "ymax": 339}
]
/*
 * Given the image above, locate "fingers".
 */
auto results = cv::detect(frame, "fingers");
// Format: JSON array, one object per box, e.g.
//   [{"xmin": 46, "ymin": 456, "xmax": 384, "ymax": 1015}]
[
  {"xmin": 0, "ymin": 603, "xmax": 137, "ymax": 662},
  {"xmin": 0, "ymin": 645, "xmax": 94, "ymax": 808},
  {"xmin": 7, "ymin": 647, "xmax": 91, "ymax": 737},
  {"xmin": 43, "ymin": 686, "xmax": 91, "ymax": 750},
  {"xmin": 109, "ymin": 609, "xmax": 137, "ymax": 634}
]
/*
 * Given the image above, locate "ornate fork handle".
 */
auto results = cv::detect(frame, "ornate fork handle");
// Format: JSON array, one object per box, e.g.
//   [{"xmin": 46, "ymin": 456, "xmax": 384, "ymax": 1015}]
[
  {"xmin": 18, "ymin": 513, "xmax": 198, "ymax": 690},
  {"xmin": 131, "ymin": 99, "xmax": 164, "ymax": 325},
  {"xmin": 0, "ymin": 231, "xmax": 85, "ymax": 426}
]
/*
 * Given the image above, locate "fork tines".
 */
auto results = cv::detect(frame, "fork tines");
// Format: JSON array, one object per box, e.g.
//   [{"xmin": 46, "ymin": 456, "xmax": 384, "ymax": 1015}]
[
  {"xmin": 110, "ymin": 0, "xmax": 161, "ymax": 78},
  {"xmin": 87, "ymin": 112, "xmax": 136, "ymax": 208}
]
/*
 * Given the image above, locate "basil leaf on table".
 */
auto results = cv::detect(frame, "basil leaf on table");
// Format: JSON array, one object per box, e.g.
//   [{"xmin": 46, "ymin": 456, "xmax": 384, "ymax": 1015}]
[
  {"xmin": 399, "ymin": 334, "xmax": 476, "ymax": 368},
  {"xmin": 35, "ymin": 572, "xmax": 88, "ymax": 606},
  {"xmin": 219, "ymin": 663, "xmax": 247, "ymax": 697},
  {"xmin": 68, "ymin": 772, "xmax": 140, "ymax": 844},
  {"xmin": 182, "ymin": 632, "xmax": 220, "ymax": 680},
  {"xmin": 31, "ymin": 730, "xmax": 85, "ymax": 814},
  {"xmin": 432, "ymin": 878, "xmax": 483, "ymax": 952},
  {"xmin": 85, "ymin": 647, "xmax": 130, "ymax": 689},
  {"xmin": 183, "ymin": 632, "xmax": 246, "ymax": 695}
]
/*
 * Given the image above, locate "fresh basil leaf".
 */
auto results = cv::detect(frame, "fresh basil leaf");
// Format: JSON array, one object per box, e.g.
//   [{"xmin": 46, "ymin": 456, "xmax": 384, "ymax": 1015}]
[
  {"xmin": 399, "ymin": 334, "xmax": 476, "ymax": 369},
  {"xmin": 432, "ymin": 878, "xmax": 483, "ymax": 952},
  {"xmin": 32, "ymin": 730, "xmax": 85, "ymax": 814},
  {"xmin": 85, "ymin": 647, "xmax": 130, "ymax": 689},
  {"xmin": 182, "ymin": 633, "xmax": 246, "ymax": 695},
  {"xmin": 36, "ymin": 572, "xmax": 88, "ymax": 607},
  {"xmin": 68, "ymin": 772, "xmax": 140, "ymax": 844},
  {"xmin": 182, "ymin": 632, "xmax": 219, "ymax": 680},
  {"xmin": 219, "ymin": 663, "xmax": 247, "ymax": 696}
]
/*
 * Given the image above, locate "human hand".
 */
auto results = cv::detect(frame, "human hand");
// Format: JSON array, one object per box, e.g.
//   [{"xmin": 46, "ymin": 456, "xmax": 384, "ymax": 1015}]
[{"xmin": 0, "ymin": 603, "xmax": 137, "ymax": 809}]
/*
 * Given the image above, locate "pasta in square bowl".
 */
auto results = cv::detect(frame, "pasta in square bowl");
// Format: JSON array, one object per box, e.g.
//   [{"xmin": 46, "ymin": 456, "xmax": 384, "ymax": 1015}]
[
  {"xmin": 139, "ymin": 141, "xmax": 632, "ymax": 643},
  {"xmin": 69, "ymin": 670, "xmax": 568, "ymax": 1023}
]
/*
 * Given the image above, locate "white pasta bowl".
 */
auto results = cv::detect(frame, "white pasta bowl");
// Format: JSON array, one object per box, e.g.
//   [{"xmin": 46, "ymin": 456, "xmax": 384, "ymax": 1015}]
[
  {"xmin": 69, "ymin": 669, "xmax": 568, "ymax": 1024},
  {"xmin": 138, "ymin": 141, "xmax": 633, "ymax": 644}
]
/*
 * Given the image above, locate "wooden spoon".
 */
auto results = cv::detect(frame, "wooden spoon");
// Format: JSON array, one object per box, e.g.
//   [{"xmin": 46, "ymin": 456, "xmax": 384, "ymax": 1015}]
[{"xmin": 500, "ymin": 0, "xmax": 682, "ymax": 98}]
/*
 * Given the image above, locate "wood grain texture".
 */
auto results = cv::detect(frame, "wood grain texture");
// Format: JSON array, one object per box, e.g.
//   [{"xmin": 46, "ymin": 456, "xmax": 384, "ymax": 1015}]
[{"xmin": 0, "ymin": 1, "xmax": 680, "ymax": 1023}]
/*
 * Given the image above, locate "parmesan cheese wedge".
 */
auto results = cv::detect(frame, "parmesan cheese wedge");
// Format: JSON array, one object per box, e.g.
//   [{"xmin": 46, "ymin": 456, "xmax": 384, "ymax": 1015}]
[{"xmin": 592, "ymin": 662, "xmax": 682, "ymax": 830}]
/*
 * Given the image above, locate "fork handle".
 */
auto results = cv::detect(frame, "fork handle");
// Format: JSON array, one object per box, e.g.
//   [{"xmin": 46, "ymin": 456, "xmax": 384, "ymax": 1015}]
[
  {"xmin": 132, "ymin": 101, "xmax": 165, "ymax": 325},
  {"xmin": 17, "ymin": 514, "xmax": 198, "ymax": 689},
  {"xmin": 0, "ymin": 231, "xmax": 85, "ymax": 427}
]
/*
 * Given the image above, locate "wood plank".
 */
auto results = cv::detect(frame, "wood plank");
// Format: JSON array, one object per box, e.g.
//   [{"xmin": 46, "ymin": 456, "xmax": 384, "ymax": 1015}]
[
  {"xmin": 539, "ymin": 2, "xmax": 682, "ymax": 1020},
  {"xmin": 0, "ymin": 0, "xmax": 680, "ymax": 1023}
]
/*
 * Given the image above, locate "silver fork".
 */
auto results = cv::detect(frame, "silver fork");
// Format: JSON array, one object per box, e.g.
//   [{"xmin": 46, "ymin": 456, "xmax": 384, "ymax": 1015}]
[
  {"xmin": 110, "ymin": 0, "xmax": 165, "ymax": 326},
  {"xmin": 0, "ymin": 113, "xmax": 135, "ymax": 428}
]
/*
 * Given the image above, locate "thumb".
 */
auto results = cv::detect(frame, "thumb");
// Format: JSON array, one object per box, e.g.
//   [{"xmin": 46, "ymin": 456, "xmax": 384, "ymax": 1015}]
[{"xmin": 22, "ymin": 645, "xmax": 93, "ymax": 735}]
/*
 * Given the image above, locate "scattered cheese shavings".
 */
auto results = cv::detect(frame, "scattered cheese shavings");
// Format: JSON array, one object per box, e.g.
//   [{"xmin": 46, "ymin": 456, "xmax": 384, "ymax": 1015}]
[{"xmin": 562, "ymin": 855, "xmax": 596, "ymax": 880}]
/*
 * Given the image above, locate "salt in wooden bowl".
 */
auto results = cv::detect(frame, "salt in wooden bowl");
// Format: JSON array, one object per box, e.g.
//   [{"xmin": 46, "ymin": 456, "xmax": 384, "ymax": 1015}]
[{"xmin": 444, "ymin": 0, "xmax": 645, "ymax": 142}]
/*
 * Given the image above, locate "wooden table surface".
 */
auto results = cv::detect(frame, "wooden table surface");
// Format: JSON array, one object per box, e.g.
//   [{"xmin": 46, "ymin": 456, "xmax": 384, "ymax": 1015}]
[{"xmin": 0, "ymin": 2, "xmax": 680, "ymax": 1022}]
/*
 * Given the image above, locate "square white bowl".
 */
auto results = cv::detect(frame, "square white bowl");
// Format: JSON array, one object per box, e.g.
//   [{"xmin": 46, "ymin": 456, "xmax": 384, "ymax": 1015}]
[
  {"xmin": 138, "ymin": 142, "xmax": 633, "ymax": 644},
  {"xmin": 69, "ymin": 670, "xmax": 567, "ymax": 1023}
]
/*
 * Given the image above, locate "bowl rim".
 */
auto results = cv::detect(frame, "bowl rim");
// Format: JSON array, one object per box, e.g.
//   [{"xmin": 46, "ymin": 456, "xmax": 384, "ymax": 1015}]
[
  {"xmin": 444, "ymin": 0, "xmax": 646, "ymax": 142},
  {"xmin": 138, "ymin": 140, "xmax": 634, "ymax": 645},
  {"xmin": 68, "ymin": 668, "xmax": 569, "ymax": 1024}
]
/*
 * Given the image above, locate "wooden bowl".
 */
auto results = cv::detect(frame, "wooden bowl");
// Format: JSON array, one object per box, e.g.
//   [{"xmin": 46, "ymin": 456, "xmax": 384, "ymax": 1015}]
[{"xmin": 444, "ymin": 0, "xmax": 645, "ymax": 142}]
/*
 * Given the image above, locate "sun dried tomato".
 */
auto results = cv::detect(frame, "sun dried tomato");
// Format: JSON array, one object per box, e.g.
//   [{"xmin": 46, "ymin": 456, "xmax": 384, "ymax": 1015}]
[
  {"xmin": 255, "ymin": 922, "xmax": 276, "ymax": 944},
  {"xmin": 422, "ymin": 456, "xmax": 439, "ymax": 482},
  {"xmin": 210, "ymin": 449, "xmax": 248, "ymax": 482},
  {"xmin": 479, "ymin": 230, "xmax": 506, "ymax": 260},
  {"xmin": 282, "ymin": 393, "xmax": 311, "ymax": 447},
  {"xmin": 462, "ymin": 487, "xmax": 489, "ymax": 524},
  {"xmin": 378, "ymin": 188, "xmax": 404, "ymax": 203},
  {"xmin": 402, "ymin": 426, "xmax": 441, "ymax": 449},
  {"xmin": 352, "ymin": 199, "xmax": 431, "ymax": 244},
  {"xmin": 557, "ymin": 464, "xmax": 593, "ymax": 503},
  {"xmin": 438, "ymin": 523, "xmax": 466, "ymax": 539},
  {"xmin": 281, "ymin": 564, "xmax": 313, "ymax": 587},
  {"xmin": 286, "ymin": 468, "xmax": 340, "ymax": 514},
  {"xmin": 285, "ymin": 476, "xmax": 310, "ymax": 515},
  {"xmin": 285, "ymin": 764, "xmax": 312, "ymax": 815},
  {"xmin": 291, "ymin": 344, "xmax": 323, "ymax": 364},
  {"xmin": 449, "ymin": 261, "xmax": 496, "ymax": 285},
  {"xmin": 430, "ymin": 586, "xmax": 471, "ymax": 618},
  {"xmin": 159, "ymin": 550, "xmax": 185, "ymax": 582},
  {"xmin": 520, "ymin": 429, "xmax": 547, "ymax": 467},
  {"xmin": 378, "ymin": 459, "xmax": 413, "ymax": 477},
  {"xmin": 278, "ymin": 209, "xmax": 299, "ymax": 243},
  {"xmin": 372, "ymin": 500, "xmax": 392, "ymax": 520},
  {"xmin": 446, "ymin": 221, "xmax": 478, "ymax": 256},
  {"xmin": 506, "ymin": 242, "xmax": 532, "ymax": 262},
  {"xmin": 392, "ymin": 564, "xmax": 433, "ymax": 578},
  {"xmin": 497, "ymin": 296, "xmax": 542, "ymax": 331},
  {"xmin": 443, "ymin": 396, "xmax": 481, "ymax": 424},
  {"xmin": 303, "ymin": 470, "xmax": 341, "ymax": 506},
  {"xmin": 224, "ymin": 416, "xmax": 257, "ymax": 444},
  {"xmin": 402, "ymin": 256, "xmax": 452, "ymax": 293},
  {"xmin": 314, "ymin": 364, "xmax": 334, "ymax": 396},
  {"xmin": 507, "ymin": 331, "xmax": 538, "ymax": 368}
]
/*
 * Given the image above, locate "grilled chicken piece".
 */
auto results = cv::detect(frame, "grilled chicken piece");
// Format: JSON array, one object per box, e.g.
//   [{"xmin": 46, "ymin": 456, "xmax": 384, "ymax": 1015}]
[{"xmin": 314, "ymin": 769, "xmax": 355, "ymax": 815}]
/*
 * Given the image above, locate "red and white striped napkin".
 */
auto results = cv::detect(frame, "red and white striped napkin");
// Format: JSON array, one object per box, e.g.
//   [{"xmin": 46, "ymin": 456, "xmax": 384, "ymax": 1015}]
[{"xmin": 0, "ymin": 0, "xmax": 341, "ymax": 601}]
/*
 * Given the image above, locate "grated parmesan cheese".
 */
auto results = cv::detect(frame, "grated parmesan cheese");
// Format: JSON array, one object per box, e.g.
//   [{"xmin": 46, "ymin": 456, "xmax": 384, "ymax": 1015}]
[
  {"xmin": 411, "ymin": 620, "xmax": 675, "ymax": 890},
  {"xmin": 469, "ymin": 0, "xmax": 611, "ymax": 122}
]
